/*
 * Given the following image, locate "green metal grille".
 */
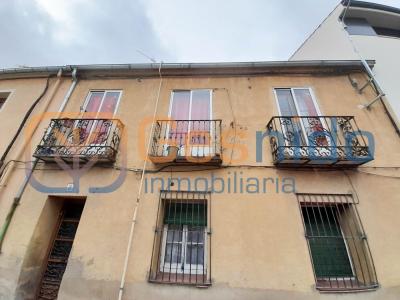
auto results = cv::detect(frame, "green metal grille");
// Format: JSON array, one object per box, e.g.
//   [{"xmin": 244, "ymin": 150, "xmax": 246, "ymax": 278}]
[
  {"xmin": 297, "ymin": 193, "xmax": 378, "ymax": 291},
  {"xmin": 164, "ymin": 202, "xmax": 207, "ymax": 226},
  {"xmin": 304, "ymin": 206, "xmax": 353, "ymax": 277}
]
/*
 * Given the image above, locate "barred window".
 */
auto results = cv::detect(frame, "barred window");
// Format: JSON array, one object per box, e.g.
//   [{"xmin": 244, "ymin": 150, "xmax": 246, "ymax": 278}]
[
  {"xmin": 297, "ymin": 194, "xmax": 378, "ymax": 292},
  {"xmin": 149, "ymin": 190, "xmax": 211, "ymax": 286}
]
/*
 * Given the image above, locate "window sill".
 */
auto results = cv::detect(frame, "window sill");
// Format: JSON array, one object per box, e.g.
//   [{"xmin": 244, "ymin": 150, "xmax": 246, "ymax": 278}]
[
  {"xmin": 148, "ymin": 273, "xmax": 211, "ymax": 288},
  {"xmin": 316, "ymin": 279, "xmax": 379, "ymax": 293}
]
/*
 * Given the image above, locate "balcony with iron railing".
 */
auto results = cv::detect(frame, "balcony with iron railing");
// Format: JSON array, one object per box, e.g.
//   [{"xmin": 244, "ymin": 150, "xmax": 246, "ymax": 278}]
[
  {"xmin": 34, "ymin": 118, "xmax": 124, "ymax": 164},
  {"xmin": 149, "ymin": 120, "xmax": 222, "ymax": 165},
  {"xmin": 266, "ymin": 116, "xmax": 373, "ymax": 167}
]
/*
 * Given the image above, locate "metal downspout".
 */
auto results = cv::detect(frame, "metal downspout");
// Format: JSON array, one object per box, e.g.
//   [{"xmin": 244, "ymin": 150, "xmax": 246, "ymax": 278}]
[{"xmin": 118, "ymin": 62, "xmax": 163, "ymax": 300}]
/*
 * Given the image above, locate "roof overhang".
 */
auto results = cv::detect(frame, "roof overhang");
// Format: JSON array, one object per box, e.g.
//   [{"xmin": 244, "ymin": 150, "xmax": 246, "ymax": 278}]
[
  {"xmin": 0, "ymin": 60, "xmax": 375, "ymax": 80},
  {"xmin": 341, "ymin": 0, "xmax": 400, "ymax": 15}
]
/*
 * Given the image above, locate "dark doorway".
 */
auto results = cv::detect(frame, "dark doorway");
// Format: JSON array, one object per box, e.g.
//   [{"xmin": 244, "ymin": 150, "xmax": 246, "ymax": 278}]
[{"xmin": 36, "ymin": 200, "xmax": 85, "ymax": 299}]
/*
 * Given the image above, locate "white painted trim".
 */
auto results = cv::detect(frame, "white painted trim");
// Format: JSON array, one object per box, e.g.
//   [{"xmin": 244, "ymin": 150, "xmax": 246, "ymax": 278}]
[
  {"xmin": 167, "ymin": 90, "xmax": 175, "ymax": 119},
  {"xmin": 291, "ymin": 88, "xmax": 311, "ymax": 144},
  {"xmin": 83, "ymin": 89, "xmax": 122, "ymax": 117},
  {"xmin": 273, "ymin": 87, "xmax": 324, "ymax": 116},
  {"xmin": 273, "ymin": 88, "xmax": 304, "ymax": 146},
  {"xmin": 80, "ymin": 90, "xmax": 122, "ymax": 147},
  {"xmin": 160, "ymin": 224, "xmax": 207, "ymax": 275},
  {"xmin": 0, "ymin": 89, "xmax": 15, "ymax": 112},
  {"xmin": 273, "ymin": 87, "xmax": 332, "ymax": 148},
  {"xmin": 337, "ymin": 215, "xmax": 356, "ymax": 277},
  {"xmin": 167, "ymin": 89, "xmax": 213, "ymax": 156}
]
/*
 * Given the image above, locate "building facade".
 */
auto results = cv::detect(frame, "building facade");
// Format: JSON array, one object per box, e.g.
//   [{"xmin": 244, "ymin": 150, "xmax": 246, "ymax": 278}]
[
  {"xmin": 0, "ymin": 61, "xmax": 399, "ymax": 300},
  {"xmin": 291, "ymin": 0, "xmax": 400, "ymax": 133}
]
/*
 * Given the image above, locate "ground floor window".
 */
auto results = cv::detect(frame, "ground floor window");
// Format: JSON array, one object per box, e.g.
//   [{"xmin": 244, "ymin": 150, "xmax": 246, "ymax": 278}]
[
  {"xmin": 149, "ymin": 190, "xmax": 211, "ymax": 286},
  {"xmin": 297, "ymin": 193, "xmax": 378, "ymax": 292}
]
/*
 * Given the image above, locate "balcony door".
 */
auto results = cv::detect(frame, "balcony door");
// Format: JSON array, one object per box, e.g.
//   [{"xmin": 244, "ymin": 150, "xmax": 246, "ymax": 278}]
[
  {"xmin": 275, "ymin": 88, "xmax": 330, "ymax": 149},
  {"xmin": 167, "ymin": 90, "xmax": 212, "ymax": 157},
  {"xmin": 74, "ymin": 91, "xmax": 121, "ymax": 154}
]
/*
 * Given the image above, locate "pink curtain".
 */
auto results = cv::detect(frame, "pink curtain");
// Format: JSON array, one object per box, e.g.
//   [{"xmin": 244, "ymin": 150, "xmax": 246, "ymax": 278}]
[
  {"xmin": 170, "ymin": 91, "xmax": 190, "ymax": 145},
  {"xmin": 294, "ymin": 89, "xmax": 318, "ymax": 116},
  {"xmin": 191, "ymin": 90, "xmax": 210, "ymax": 120},
  {"xmin": 94, "ymin": 91, "xmax": 119, "ymax": 144},
  {"xmin": 294, "ymin": 89, "xmax": 328, "ymax": 146},
  {"xmin": 84, "ymin": 92, "xmax": 103, "ymax": 115},
  {"xmin": 190, "ymin": 90, "xmax": 210, "ymax": 145},
  {"xmin": 73, "ymin": 92, "xmax": 104, "ymax": 144},
  {"xmin": 100, "ymin": 91, "xmax": 119, "ymax": 115}
]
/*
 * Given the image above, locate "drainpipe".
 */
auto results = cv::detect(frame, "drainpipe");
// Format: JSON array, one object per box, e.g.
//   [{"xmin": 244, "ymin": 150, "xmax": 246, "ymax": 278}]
[
  {"xmin": 58, "ymin": 68, "xmax": 78, "ymax": 114},
  {"xmin": 0, "ymin": 68, "xmax": 78, "ymax": 252},
  {"xmin": 118, "ymin": 62, "xmax": 163, "ymax": 300}
]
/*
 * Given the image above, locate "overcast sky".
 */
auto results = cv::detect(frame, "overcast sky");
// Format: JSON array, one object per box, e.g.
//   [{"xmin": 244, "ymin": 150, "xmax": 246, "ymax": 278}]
[{"xmin": 1, "ymin": 0, "xmax": 399, "ymax": 68}]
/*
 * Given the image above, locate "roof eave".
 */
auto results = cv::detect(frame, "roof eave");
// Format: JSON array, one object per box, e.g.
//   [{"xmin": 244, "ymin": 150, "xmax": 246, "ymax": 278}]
[
  {"xmin": 341, "ymin": 0, "xmax": 400, "ymax": 15},
  {"xmin": 0, "ymin": 60, "xmax": 375, "ymax": 80}
]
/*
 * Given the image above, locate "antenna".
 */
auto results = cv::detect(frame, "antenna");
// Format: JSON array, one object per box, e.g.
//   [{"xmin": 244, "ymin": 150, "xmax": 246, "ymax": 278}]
[{"xmin": 136, "ymin": 49, "xmax": 157, "ymax": 63}]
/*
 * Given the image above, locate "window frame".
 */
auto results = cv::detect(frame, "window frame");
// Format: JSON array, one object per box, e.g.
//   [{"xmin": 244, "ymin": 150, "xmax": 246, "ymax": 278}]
[
  {"xmin": 81, "ymin": 90, "xmax": 123, "ymax": 116},
  {"xmin": 166, "ymin": 89, "xmax": 214, "ymax": 157},
  {"xmin": 273, "ymin": 87, "xmax": 323, "ymax": 118},
  {"xmin": 302, "ymin": 204, "xmax": 355, "ymax": 280},
  {"xmin": 297, "ymin": 193, "xmax": 379, "ymax": 292},
  {"xmin": 159, "ymin": 224, "xmax": 207, "ymax": 275},
  {"xmin": 77, "ymin": 90, "xmax": 123, "ymax": 147},
  {"xmin": 168, "ymin": 89, "xmax": 213, "ymax": 121},
  {"xmin": 273, "ymin": 87, "xmax": 332, "ymax": 148},
  {"xmin": 149, "ymin": 190, "xmax": 212, "ymax": 286}
]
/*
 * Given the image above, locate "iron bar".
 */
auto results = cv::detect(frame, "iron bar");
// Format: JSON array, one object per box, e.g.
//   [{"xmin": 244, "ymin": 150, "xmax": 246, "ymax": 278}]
[
  {"xmin": 149, "ymin": 190, "xmax": 211, "ymax": 286},
  {"xmin": 149, "ymin": 119, "xmax": 222, "ymax": 165},
  {"xmin": 297, "ymin": 193, "xmax": 378, "ymax": 292},
  {"xmin": 266, "ymin": 116, "xmax": 372, "ymax": 167},
  {"xmin": 33, "ymin": 118, "xmax": 124, "ymax": 164}
]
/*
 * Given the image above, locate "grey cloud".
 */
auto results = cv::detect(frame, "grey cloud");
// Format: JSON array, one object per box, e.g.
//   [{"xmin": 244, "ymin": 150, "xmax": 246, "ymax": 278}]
[
  {"xmin": 0, "ymin": 0, "xmax": 399, "ymax": 68},
  {"xmin": 0, "ymin": 0, "xmax": 173, "ymax": 68}
]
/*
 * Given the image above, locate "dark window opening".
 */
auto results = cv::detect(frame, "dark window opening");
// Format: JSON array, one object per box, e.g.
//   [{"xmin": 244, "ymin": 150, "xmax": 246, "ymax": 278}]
[
  {"xmin": 36, "ymin": 201, "xmax": 84, "ymax": 300},
  {"xmin": 297, "ymin": 194, "xmax": 378, "ymax": 292},
  {"xmin": 344, "ymin": 18, "xmax": 377, "ymax": 36},
  {"xmin": 373, "ymin": 27, "xmax": 400, "ymax": 38},
  {"xmin": 302, "ymin": 205, "xmax": 353, "ymax": 278}
]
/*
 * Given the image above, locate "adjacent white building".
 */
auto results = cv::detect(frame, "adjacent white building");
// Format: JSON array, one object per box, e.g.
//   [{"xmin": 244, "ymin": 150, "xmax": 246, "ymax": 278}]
[{"xmin": 291, "ymin": 0, "xmax": 400, "ymax": 131}]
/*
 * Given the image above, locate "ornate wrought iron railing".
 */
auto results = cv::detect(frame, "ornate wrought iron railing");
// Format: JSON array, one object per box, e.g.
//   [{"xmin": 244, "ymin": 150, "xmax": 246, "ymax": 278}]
[
  {"xmin": 34, "ymin": 118, "xmax": 124, "ymax": 163},
  {"xmin": 266, "ymin": 116, "xmax": 373, "ymax": 167},
  {"xmin": 149, "ymin": 119, "xmax": 222, "ymax": 165}
]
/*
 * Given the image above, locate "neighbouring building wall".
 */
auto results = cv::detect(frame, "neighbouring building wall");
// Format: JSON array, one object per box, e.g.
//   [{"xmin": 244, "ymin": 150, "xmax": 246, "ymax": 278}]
[
  {"xmin": 350, "ymin": 35, "xmax": 400, "ymax": 129},
  {"xmin": 291, "ymin": 4, "xmax": 400, "ymax": 131},
  {"xmin": 290, "ymin": 6, "xmax": 359, "ymax": 61},
  {"xmin": 0, "ymin": 71, "xmax": 399, "ymax": 300}
]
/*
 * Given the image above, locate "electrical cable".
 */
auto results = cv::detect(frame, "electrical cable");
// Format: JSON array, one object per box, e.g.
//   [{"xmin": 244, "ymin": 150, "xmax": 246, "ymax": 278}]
[
  {"xmin": 11, "ymin": 161, "xmax": 400, "ymax": 179},
  {"xmin": 0, "ymin": 76, "xmax": 52, "ymax": 178}
]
